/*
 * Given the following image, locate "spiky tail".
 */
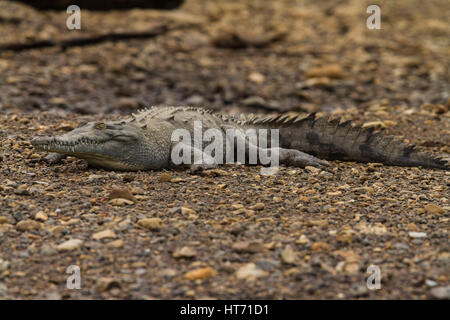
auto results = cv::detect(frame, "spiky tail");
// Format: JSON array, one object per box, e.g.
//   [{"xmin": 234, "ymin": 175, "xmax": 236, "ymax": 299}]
[{"xmin": 246, "ymin": 113, "xmax": 449, "ymax": 170}]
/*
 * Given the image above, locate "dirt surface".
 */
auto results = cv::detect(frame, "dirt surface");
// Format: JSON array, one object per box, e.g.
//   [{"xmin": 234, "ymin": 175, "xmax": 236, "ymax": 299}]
[{"xmin": 0, "ymin": 0, "xmax": 449, "ymax": 299}]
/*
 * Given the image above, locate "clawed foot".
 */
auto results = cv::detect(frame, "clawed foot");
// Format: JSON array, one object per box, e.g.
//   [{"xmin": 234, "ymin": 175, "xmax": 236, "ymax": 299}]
[{"xmin": 42, "ymin": 152, "xmax": 66, "ymax": 165}]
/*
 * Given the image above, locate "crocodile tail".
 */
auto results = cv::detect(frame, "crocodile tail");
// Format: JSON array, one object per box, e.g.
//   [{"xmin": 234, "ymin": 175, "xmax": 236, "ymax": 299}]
[{"xmin": 245, "ymin": 113, "xmax": 449, "ymax": 170}]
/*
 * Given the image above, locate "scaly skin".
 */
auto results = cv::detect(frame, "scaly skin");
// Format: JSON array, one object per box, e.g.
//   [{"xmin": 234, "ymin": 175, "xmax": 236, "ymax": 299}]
[{"xmin": 31, "ymin": 106, "xmax": 449, "ymax": 171}]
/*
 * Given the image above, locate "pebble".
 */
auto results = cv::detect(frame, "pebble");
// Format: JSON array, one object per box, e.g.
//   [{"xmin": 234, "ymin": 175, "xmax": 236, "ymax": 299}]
[
  {"xmin": 409, "ymin": 232, "xmax": 427, "ymax": 238},
  {"xmin": 306, "ymin": 65, "xmax": 347, "ymax": 79},
  {"xmin": 92, "ymin": 229, "xmax": 116, "ymax": 240},
  {"xmin": 393, "ymin": 243, "xmax": 409, "ymax": 250},
  {"xmin": 305, "ymin": 166, "xmax": 321, "ymax": 174},
  {"xmin": 97, "ymin": 277, "xmax": 121, "ymax": 292},
  {"xmin": 184, "ymin": 267, "xmax": 217, "ymax": 280},
  {"xmin": 248, "ymin": 203, "xmax": 265, "ymax": 211},
  {"xmin": 232, "ymin": 241, "xmax": 264, "ymax": 253},
  {"xmin": 181, "ymin": 207, "xmax": 196, "ymax": 215},
  {"xmin": 87, "ymin": 174, "xmax": 107, "ymax": 182},
  {"xmin": 173, "ymin": 246, "xmax": 197, "ymax": 258},
  {"xmin": 0, "ymin": 283, "xmax": 7, "ymax": 297},
  {"xmin": 430, "ymin": 286, "xmax": 450, "ymax": 299},
  {"xmin": 106, "ymin": 239, "xmax": 125, "ymax": 248},
  {"xmin": 137, "ymin": 218, "xmax": 162, "ymax": 231},
  {"xmin": 248, "ymin": 72, "xmax": 265, "ymax": 84},
  {"xmin": 185, "ymin": 94, "xmax": 205, "ymax": 105},
  {"xmin": 108, "ymin": 187, "xmax": 136, "ymax": 202},
  {"xmin": 0, "ymin": 259, "xmax": 10, "ymax": 272},
  {"xmin": 14, "ymin": 184, "xmax": 30, "ymax": 195},
  {"xmin": 108, "ymin": 198, "xmax": 134, "ymax": 206},
  {"xmin": 423, "ymin": 204, "xmax": 445, "ymax": 215},
  {"xmin": 425, "ymin": 279, "xmax": 438, "ymax": 287},
  {"xmin": 159, "ymin": 173, "xmax": 172, "ymax": 182},
  {"xmin": 40, "ymin": 246, "xmax": 57, "ymax": 256},
  {"xmin": 296, "ymin": 235, "xmax": 310, "ymax": 245},
  {"xmin": 241, "ymin": 96, "xmax": 268, "ymax": 108},
  {"xmin": 56, "ymin": 239, "xmax": 84, "ymax": 251},
  {"xmin": 235, "ymin": 263, "xmax": 269, "ymax": 280},
  {"xmin": 116, "ymin": 97, "xmax": 139, "ymax": 110},
  {"xmin": 16, "ymin": 219, "xmax": 41, "ymax": 232},
  {"xmin": 311, "ymin": 242, "xmax": 331, "ymax": 252},
  {"xmin": 159, "ymin": 268, "xmax": 177, "ymax": 277},
  {"xmin": 281, "ymin": 245, "xmax": 298, "ymax": 264},
  {"xmin": 34, "ymin": 211, "xmax": 48, "ymax": 222}
]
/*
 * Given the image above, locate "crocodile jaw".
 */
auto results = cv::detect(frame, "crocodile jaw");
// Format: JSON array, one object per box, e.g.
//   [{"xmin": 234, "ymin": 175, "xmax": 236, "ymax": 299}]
[{"xmin": 31, "ymin": 136, "xmax": 144, "ymax": 170}]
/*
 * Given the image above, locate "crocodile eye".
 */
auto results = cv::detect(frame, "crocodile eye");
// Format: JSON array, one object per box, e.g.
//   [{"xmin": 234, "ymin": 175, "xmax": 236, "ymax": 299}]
[{"xmin": 94, "ymin": 122, "xmax": 106, "ymax": 130}]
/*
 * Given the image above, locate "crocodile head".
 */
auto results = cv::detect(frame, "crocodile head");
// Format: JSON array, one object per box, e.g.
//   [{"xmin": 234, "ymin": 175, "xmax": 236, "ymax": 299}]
[{"xmin": 31, "ymin": 121, "xmax": 149, "ymax": 170}]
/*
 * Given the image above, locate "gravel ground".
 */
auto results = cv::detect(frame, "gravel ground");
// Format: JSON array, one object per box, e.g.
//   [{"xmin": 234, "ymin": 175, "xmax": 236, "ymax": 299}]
[{"xmin": 0, "ymin": 0, "xmax": 449, "ymax": 299}]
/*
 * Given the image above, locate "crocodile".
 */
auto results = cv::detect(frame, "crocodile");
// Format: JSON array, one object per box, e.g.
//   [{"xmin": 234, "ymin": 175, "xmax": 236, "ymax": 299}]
[{"xmin": 31, "ymin": 106, "xmax": 449, "ymax": 171}]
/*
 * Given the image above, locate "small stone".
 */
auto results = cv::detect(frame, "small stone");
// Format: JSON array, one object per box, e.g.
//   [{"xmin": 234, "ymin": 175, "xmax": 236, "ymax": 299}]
[
  {"xmin": 56, "ymin": 239, "xmax": 84, "ymax": 251},
  {"xmin": 108, "ymin": 198, "xmax": 134, "ymax": 206},
  {"xmin": 131, "ymin": 262, "xmax": 147, "ymax": 268},
  {"xmin": 424, "ymin": 204, "xmax": 445, "ymax": 215},
  {"xmin": 303, "ymin": 77, "xmax": 332, "ymax": 88},
  {"xmin": 35, "ymin": 211, "xmax": 48, "ymax": 222},
  {"xmin": 168, "ymin": 207, "xmax": 182, "ymax": 214},
  {"xmin": 137, "ymin": 218, "xmax": 162, "ymax": 231},
  {"xmin": 116, "ymin": 97, "xmax": 139, "ymax": 110},
  {"xmin": 40, "ymin": 245, "xmax": 57, "ymax": 256},
  {"xmin": 305, "ymin": 166, "xmax": 321, "ymax": 174},
  {"xmin": 248, "ymin": 72, "xmax": 265, "ymax": 84},
  {"xmin": 185, "ymin": 95, "xmax": 205, "ymax": 105},
  {"xmin": 0, "ymin": 283, "xmax": 7, "ymax": 297},
  {"xmin": 281, "ymin": 245, "xmax": 298, "ymax": 264},
  {"xmin": 92, "ymin": 229, "xmax": 116, "ymax": 240},
  {"xmin": 106, "ymin": 239, "xmax": 124, "ymax": 248},
  {"xmin": 311, "ymin": 242, "xmax": 331, "ymax": 252},
  {"xmin": 97, "ymin": 277, "xmax": 121, "ymax": 292},
  {"xmin": 306, "ymin": 64, "xmax": 346, "ymax": 79},
  {"xmin": 393, "ymin": 243, "xmax": 409, "ymax": 250},
  {"xmin": 54, "ymin": 123, "xmax": 75, "ymax": 131},
  {"xmin": 232, "ymin": 241, "xmax": 264, "ymax": 253},
  {"xmin": 14, "ymin": 184, "xmax": 30, "ymax": 195},
  {"xmin": 327, "ymin": 191, "xmax": 342, "ymax": 196},
  {"xmin": 409, "ymin": 232, "xmax": 427, "ymax": 238},
  {"xmin": 235, "ymin": 263, "xmax": 269, "ymax": 280},
  {"xmin": 184, "ymin": 267, "xmax": 217, "ymax": 280},
  {"xmin": 108, "ymin": 187, "xmax": 136, "ymax": 202},
  {"xmin": 296, "ymin": 235, "xmax": 310, "ymax": 245},
  {"xmin": 0, "ymin": 259, "xmax": 10, "ymax": 272},
  {"xmin": 362, "ymin": 121, "xmax": 387, "ymax": 129},
  {"xmin": 344, "ymin": 262, "xmax": 360, "ymax": 274},
  {"xmin": 242, "ymin": 96, "xmax": 268, "ymax": 108},
  {"xmin": 425, "ymin": 279, "xmax": 438, "ymax": 287},
  {"xmin": 159, "ymin": 173, "xmax": 172, "ymax": 182},
  {"xmin": 430, "ymin": 286, "xmax": 450, "ymax": 299},
  {"xmin": 87, "ymin": 174, "xmax": 107, "ymax": 182},
  {"xmin": 249, "ymin": 203, "xmax": 265, "ymax": 211},
  {"xmin": 159, "ymin": 268, "xmax": 177, "ymax": 277},
  {"xmin": 173, "ymin": 246, "xmax": 197, "ymax": 258},
  {"xmin": 16, "ymin": 219, "xmax": 41, "ymax": 232},
  {"xmin": 336, "ymin": 229, "xmax": 354, "ymax": 244},
  {"xmin": 181, "ymin": 207, "xmax": 196, "ymax": 215}
]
